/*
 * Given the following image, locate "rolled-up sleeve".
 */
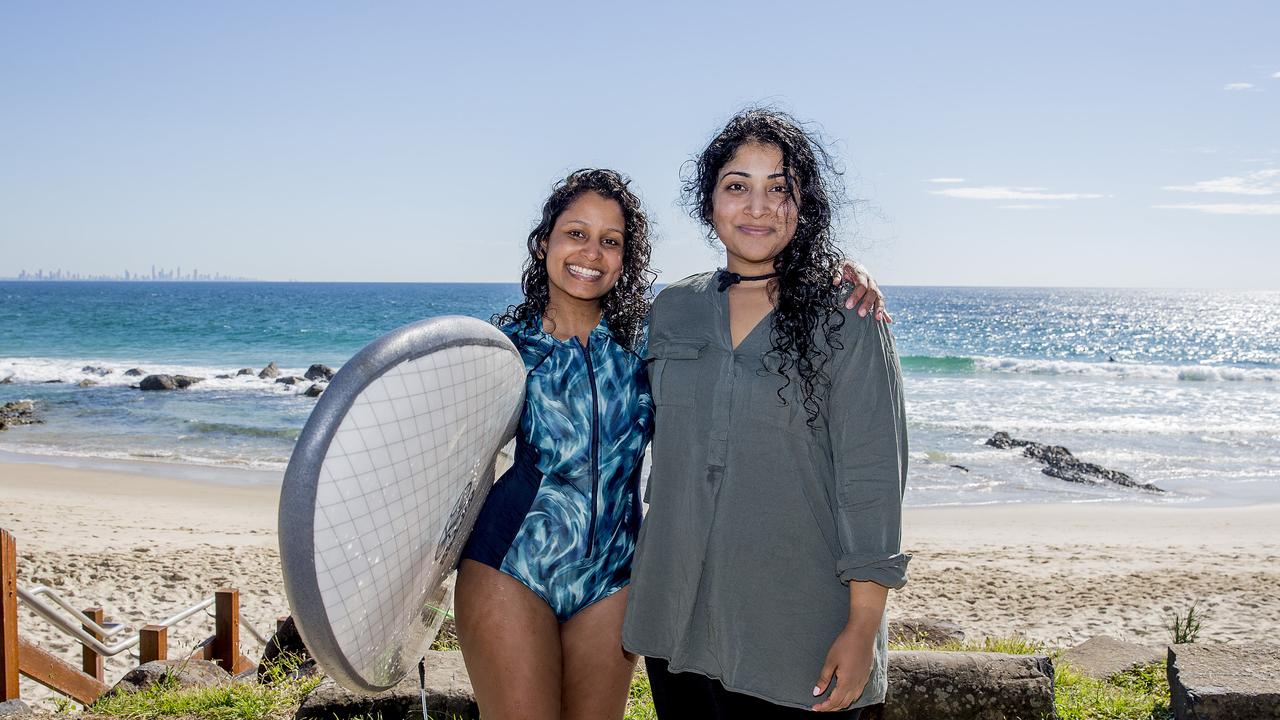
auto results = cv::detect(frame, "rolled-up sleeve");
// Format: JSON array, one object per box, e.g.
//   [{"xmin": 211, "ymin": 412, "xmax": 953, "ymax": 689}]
[{"xmin": 827, "ymin": 314, "xmax": 910, "ymax": 589}]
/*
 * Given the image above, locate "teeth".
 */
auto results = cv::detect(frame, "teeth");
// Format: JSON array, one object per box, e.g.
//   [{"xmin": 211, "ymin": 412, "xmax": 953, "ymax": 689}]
[{"xmin": 568, "ymin": 264, "xmax": 603, "ymax": 279}]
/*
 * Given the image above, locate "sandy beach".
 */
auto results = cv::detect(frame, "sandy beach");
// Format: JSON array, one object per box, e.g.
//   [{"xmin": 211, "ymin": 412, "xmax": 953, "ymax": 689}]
[{"xmin": 3, "ymin": 458, "xmax": 1279, "ymax": 708}]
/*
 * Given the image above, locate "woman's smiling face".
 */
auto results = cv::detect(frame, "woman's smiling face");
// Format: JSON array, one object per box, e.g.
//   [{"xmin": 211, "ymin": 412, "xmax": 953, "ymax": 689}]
[
  {"xmin": 543, "ymin": 191, "xmax": 626, "ymax": 306},
  {"xmin": 710, "ymin": 142, "xmax": 798, "ymax": 274}
]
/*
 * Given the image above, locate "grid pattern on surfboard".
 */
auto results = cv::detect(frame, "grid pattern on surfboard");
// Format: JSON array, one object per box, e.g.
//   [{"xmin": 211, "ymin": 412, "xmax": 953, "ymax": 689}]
[{"xmin": 311, "ymin": 343, "xmax": 524, "ymax": 683}]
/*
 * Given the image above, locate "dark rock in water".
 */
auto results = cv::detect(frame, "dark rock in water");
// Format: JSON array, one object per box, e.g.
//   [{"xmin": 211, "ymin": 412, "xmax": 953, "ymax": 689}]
[
  {"xmin": 105, "ymin": 659, "xmax": 230, "ymax": 698},
  {"xmin": 0, "ymin": 699, "xmax": 32, "ymax": 718},
  {"xmin": 949, "ymin": 464, "xmax": 970, "ymax": 473},
  {"xmin": 0, "ymin": 400, "xmax": 42, "ymax": 431},
  {"xmin": 42, "ymin": 379, "xmax": 63, "ymax": 384},
  {"xmin": 124, "ymin": 368, "xmax": 145, "ymax": 377},
  {"xmin": 305, "ymin": 364, "xmax": 335, "ymax": 381},
  {"xmin": 215, "ymin": 374, "xmax": 233, "ymax": 379},
  {"xmin": 275, "ymin": 376, "xmax": 305, "ymax": 386},
  {"xmin": 258, "ymin": 362, "xmax": 280, "ymax": 379},
  {"xmin": 173, "ymin": 375, "xmax": 203, "ymax": 389},
  {"xmin": 1168, "ymin": 641, "xmax": 1280, "ymax": 719},
  {"xmin": 297, "ymin": 651, "xmax": 476, "ymax": 720},
  {"xmin": 257, "ymin": 615, "xmax": 319, "ymax": 683},
  {"xmin": 77, "ymin": 379, "xmax": 98, "ymax": 388},
  {"xmin": 304, "ymin": 384, "xmax": 324, "ymax": 398},
  {"xmin": 985, "ymin": 431, "xmax": 1163, "ymax": 492},
  {"xmin": 882, "ymin": 651, "xmax": 1055, "ymax": 720},
  {"xmin": 139, "ymin": 374, "xmax": 177, "ymax": 391},
  {"xmin": 81, "ymin": 365, "xmax": 113, "ymax": 376},
  {"xmin": 236, "ymin": 368, "xmax": 255, "ymax": 376},
  {"xmin": 1062, "ymin": 635, "xmax": 1163, "ymax": 681},
  {"xmin": 0, "ymin": 376, "xmax": 12, "ymax": 384},
  {"xmin": 888, "ymin": 618, "xmax": 965, "ymax": 647}
]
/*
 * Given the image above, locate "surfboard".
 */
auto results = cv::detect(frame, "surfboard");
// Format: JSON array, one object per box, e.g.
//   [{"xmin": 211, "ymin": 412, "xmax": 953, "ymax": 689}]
[{"xmin": 278, "ymin": 316, "xmax": 525, "ymax": 692}]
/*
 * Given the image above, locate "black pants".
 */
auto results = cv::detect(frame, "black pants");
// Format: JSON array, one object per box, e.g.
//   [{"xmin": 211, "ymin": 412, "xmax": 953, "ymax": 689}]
[{"xmin": 645, "ymin": 657, "xmax": 864, "ymax": 720}]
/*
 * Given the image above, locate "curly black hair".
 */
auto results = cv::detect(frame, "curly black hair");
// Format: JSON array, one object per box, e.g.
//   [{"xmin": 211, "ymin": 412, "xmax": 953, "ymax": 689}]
[
  {"xmin": 494, "ymin": 168, "xmax": 656, "ymax": 350},
  {"xmin": 684, "ymin": 107, "xmax": 847, "ymax": 423}
]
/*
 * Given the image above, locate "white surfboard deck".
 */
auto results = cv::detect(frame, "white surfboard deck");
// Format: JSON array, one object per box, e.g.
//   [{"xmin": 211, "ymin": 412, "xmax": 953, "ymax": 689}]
[{"xmin": 279, "ymin": 316, "xmax": 525, "ymax": 692}]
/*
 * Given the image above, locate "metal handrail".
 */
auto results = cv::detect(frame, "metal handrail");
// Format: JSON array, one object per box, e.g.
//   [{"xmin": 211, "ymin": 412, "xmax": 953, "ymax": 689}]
[
  {"xmin": 18, "ymin": 584, "xmax": 216, "ymax": 657},
  {"xmin": 21, "ymin": 585, "xmax": 132, "ymax": 640}
]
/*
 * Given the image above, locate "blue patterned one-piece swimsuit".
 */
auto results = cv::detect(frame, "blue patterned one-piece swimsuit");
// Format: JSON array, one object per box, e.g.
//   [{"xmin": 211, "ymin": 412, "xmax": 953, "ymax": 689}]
[{"xmin": 460, "ymin": 316, "xmax": 654, "ymax": 622}]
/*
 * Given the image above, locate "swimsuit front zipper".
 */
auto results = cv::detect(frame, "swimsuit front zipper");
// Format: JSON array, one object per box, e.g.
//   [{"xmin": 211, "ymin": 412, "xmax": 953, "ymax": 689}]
[{"xmin": 580, "ymin": 337, "xmax": 601, "ymax": 557}]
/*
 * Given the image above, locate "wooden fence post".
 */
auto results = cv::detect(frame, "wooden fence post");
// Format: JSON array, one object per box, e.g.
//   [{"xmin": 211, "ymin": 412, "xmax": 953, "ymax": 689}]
[
  {"xmin": 80, "ymin": 607, "xmax": 104, "ymax": 681},
  {"xmin": 139, "ymin": 625, "xmax": 168, "ymax": 664},
  {"xmin": 212, "ymin": 588, "xmax": 239, "ymax": 673},
  {"xmin": 1, "ymin": 529, "xmax": 19, "ymax": 701}
]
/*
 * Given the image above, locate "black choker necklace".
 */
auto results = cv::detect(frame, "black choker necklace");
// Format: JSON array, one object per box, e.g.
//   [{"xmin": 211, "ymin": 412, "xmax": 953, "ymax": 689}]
[{"xmin": 716, "ymin": 269, "xmax": 780, "ymax": 292}]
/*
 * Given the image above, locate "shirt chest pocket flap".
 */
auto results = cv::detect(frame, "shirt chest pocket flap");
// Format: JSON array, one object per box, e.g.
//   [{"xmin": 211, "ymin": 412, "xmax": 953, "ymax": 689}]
[{"xmin": 645, "ymin": 340, "xmax": 706, "ymax": 407}]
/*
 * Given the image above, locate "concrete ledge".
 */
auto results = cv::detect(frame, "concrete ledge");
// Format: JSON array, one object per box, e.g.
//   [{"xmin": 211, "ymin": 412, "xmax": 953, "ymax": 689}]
[{"xmin": 1168, "ymin": 642, "xmax": 1280, "ymax": 720}]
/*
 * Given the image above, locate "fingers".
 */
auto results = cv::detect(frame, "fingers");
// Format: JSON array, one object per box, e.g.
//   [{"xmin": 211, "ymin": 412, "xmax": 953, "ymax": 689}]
[
  {"xmin": 858, "ymin": 289, "xmax": 877, "ymax": 318},
  {"xmin": 811, "ymin": 673, "xmax": 859, "ymax": 712},
  {"xmin": 843, "ymin": 285, "xmax": 868, "ymax": 311},
  {"xmin": 812, "ymin": 661, "xmax": 834, "ymax": 698}
]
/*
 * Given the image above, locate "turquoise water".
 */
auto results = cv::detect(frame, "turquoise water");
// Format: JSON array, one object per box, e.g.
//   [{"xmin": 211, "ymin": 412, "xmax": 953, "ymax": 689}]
[{"xmin": 2, "ymin": 282, "xmax": 1278, "ymax": 505}]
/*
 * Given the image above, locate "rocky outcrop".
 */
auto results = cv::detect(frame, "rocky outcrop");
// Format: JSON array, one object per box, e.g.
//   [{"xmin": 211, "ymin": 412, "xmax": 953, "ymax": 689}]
[
  {"xmin": 124, "ymin": 368, "xmax": 145, "ymax": 377},
  {"xmin": 296, "ymin": 651, "xmax": 477, "ymax": 720},
  {"xmin": 81, "ymin": 365, "xmax": 113, "ymax": 376},
  {"xmin": 0, "ymin": 376, "xmax": 12, "ymax": 384},
  {"xmin": 105, "ymin": 659, "xmax": 230, "ymax": 697},
  {"xmin": 258, "ymin": 362, "xmax": 280, "ymax": 379},
  {"xmin": 305, "ymin": 364, "xmax": 335, "ymax": 381},
  {"xmin": 236, "ymin": 368, "xmax": 255, "ymax": 376},
  {"xmin": 881, "ymin": 651, "xmax": 1055, "ymax": 720},
  {"xmin": 888, "ymin": 618, "xmax": 965, "ymax": 647},
  {"xmin": 986, "ymin": 432, "xmax": 1163, "ymax": 492},
  {"xmin": 1061, "ymin": 635, "xmax": 1163, "ymax": 680},
  {"xmin": 77, "ymin": 379, "xmax": 98, "ymax": 388},
  {"xmin": 275, "ymin": 376, "xmax": 305, "ymax": 386},
  {"xmin": 139, "ymin": 374, "xmax": 202, "ymax": 390},
  {"xmin": 304, "ymin": 384, "xmax": 324, "ymax": 398},
  {"xmin": 139, "ymin": 375, "xmax": 177, "ymax": 391},
  {"xmin": 1168, "ymin": 642, "xmax": 1280, "ymax": 719},
  {"xmin": 257, "ymin": 616, "xmax": 318, "ymax": 682},
  {"xmin": 0, "ymin": 400, "xmax": 41, "ymax": 431}
]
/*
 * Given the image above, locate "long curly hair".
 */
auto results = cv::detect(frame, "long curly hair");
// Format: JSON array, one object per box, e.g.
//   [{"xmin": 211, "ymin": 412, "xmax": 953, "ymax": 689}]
[
  {"xmin": 494, "ymin": 168, "xmax": 656, "ymax": 350},
  {"xmin": 685, "ymin": 107, "xmax": 847, "ymax": 423}
]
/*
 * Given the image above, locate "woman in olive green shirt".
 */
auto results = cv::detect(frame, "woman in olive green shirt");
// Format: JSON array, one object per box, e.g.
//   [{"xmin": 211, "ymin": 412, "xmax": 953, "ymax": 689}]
[{"xmin": 623, "ymin": 109, "xmax": 909, "ymax": 717}]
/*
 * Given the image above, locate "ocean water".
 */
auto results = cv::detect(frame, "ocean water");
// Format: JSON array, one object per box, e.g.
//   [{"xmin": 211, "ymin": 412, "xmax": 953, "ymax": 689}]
[{"xmin": 1, "ymin": 282, "xmax": 1277, "ymax": 506}]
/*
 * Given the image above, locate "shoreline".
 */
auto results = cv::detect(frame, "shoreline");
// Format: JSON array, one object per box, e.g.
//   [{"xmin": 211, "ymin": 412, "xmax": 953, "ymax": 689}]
[{"xmin": 2, "ymin": 461, "xmax": 1278, "ymax": 707}]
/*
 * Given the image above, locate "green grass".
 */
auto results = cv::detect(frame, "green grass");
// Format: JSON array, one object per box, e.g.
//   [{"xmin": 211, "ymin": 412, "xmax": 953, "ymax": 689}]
[
  {"xmin": 625, "ymin": 668, "xmax": 658, "ymax": 720},
  {"xmin": 88, "ymin": 653, "xmax": 321, "ymax": 720},
  {"xmin": 1167, "ymin": 603, "xmax": 1205, "ymax": 645},
  {"xmin": 1055, "ymin": 662, "xmax": 1172, "ymax": 720},
  {"xmin": 889, "ymin": 633, "xmax": 1047, "ymax": 654}
]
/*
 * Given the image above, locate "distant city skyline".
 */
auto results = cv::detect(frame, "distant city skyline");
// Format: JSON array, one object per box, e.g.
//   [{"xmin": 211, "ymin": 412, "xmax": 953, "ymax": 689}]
[
  {"xmin": 2, "ymin": 3, "xmax": 1277, "ymax": 289},
  {"xmin": 9, "ymin": 265, "xmax": 256, "ymax": 282}
]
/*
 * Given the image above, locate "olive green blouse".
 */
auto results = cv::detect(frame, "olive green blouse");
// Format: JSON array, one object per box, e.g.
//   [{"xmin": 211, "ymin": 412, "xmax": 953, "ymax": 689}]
[{"xmin": 622, "ymin": 272, "xmax": 909, "ymax": 710}]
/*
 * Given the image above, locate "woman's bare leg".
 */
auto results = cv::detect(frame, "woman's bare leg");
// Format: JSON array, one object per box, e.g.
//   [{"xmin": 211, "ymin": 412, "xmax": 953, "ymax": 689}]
[
  {"xmin": 455, "ymin": 559, "xmax": 562, "ymax": 720},
  {"xmin": 559, "ymin": 587, "xmax": 637, "ymax": 720}
]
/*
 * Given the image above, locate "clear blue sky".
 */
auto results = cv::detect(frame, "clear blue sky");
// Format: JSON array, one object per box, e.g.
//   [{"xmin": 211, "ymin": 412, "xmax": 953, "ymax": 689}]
[{"xmin": 2, "ymin": 2, "xmax": 1277, "ymax": 287}]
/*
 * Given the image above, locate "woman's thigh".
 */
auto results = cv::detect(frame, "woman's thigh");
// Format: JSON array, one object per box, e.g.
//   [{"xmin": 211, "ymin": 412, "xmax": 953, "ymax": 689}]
[
  {"xmin": 560, "ymin": 587, "xmax": 637, "ymax": 720},
  {"xmin": 455, "ymin": 559, "xmax": 562, "ymax": 720}
]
